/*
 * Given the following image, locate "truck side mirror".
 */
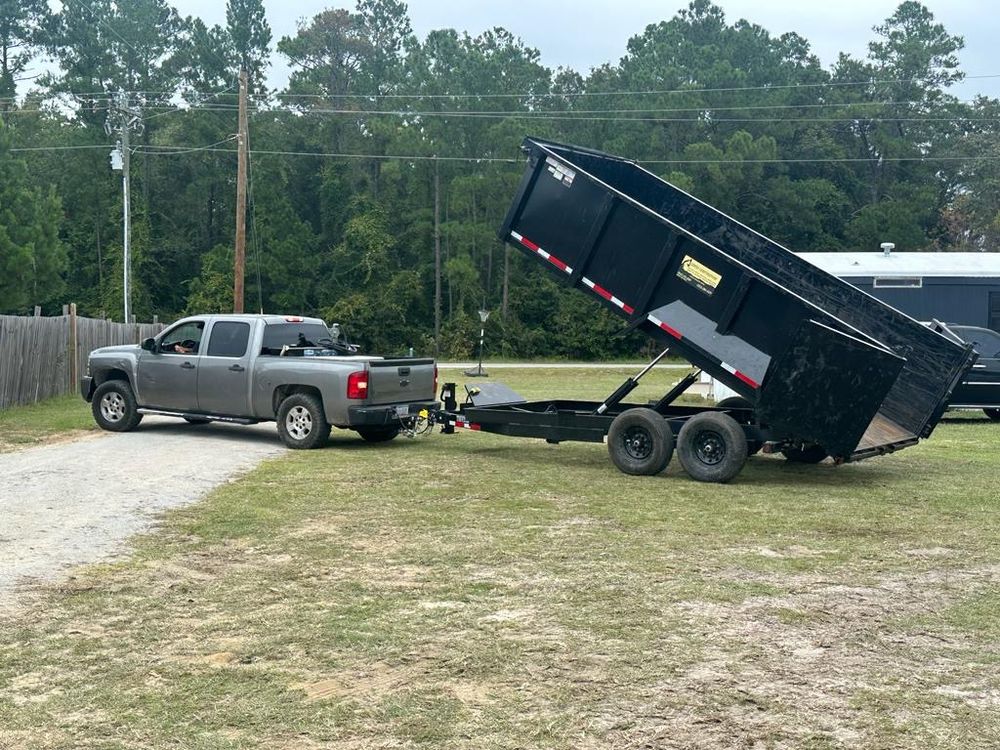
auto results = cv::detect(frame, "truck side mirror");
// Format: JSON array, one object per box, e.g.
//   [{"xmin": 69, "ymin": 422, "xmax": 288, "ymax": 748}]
[{"xmin": 141, "ymin": 337, "xmax": 157, "ymax": 352}]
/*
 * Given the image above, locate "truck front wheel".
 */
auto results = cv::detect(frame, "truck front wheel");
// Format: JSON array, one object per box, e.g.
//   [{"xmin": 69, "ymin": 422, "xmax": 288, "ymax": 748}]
[
  {"xmin": 92, "ymin": 380, "xmax": 143, "ymax": 432},
  {"xmin": 276, "ymin": 393, "xmax": 331, "ymax": 449}
]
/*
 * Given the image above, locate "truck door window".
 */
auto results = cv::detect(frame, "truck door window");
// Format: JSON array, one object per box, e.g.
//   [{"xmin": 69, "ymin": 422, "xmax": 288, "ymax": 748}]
[
  {"xmin": 207, "ymin": 322, "xmax": 251, "ymax": 358},
  {"xmin": 159, "ymin": 321, "xmax": 205, "ymax": 354}
]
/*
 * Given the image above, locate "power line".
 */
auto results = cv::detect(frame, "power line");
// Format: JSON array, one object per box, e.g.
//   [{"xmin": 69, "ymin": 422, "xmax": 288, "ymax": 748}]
[
  {"xmin": 10, "ymin": 142, "xmax": 1000, "ymax": 164},
  {"xmin": 11, "ymin": 97, "xmax": 984, "ymax": 114},
  {"xmin": 61, "ymin": 0, "xmax": 143, "ymax": 58},
  {"xmin": 11, "ymin": 103, "xmax": 992, "ymax": 125},
  {"xmin": 4, "ymin": 72, "xmax": 999, "ymax": 104},
  {"xmin": 265, "ymin": 72, "xmax": 1000, "ymax": 99},
  {"xmin": 135, "ymin": 135, "xmax": 238, "ymax": 155}
]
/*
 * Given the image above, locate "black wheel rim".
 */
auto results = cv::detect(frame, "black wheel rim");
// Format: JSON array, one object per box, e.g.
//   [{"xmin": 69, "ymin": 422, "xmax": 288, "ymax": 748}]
[
  {"xmin": 694, "ymin": 429, "xmax": 726, "ymax": 465},
  {"xmin": 622, "ymin": 426, "xmax": 653, "ymax": 461}
]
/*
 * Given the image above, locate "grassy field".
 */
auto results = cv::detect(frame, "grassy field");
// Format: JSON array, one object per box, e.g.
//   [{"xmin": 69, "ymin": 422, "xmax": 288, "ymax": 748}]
[
  {"xmin": 2, "ymin": 367, "xmax": 999, "ymax": 748},
  {"xmin": 0, "ymin": 395, "xmax": 96, "ymax": 452}
]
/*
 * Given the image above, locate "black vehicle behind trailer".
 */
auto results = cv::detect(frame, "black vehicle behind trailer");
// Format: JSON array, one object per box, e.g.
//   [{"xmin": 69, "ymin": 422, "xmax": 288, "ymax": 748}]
[{"xmin": 434, "ymin": 138, "xmax": 975, "ymax": 483}]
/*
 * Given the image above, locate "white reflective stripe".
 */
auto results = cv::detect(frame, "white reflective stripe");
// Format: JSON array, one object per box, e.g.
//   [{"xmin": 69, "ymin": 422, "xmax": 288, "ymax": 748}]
[
  {"xmin": 537, "ymin": 248, "xmax": 551, "ymax": 260},
  {"xmin": 510, "ymin": 230, "xmax": 523, "ymax": 242},
  {"xmin": 647, "ymin": 314, "xmax": 663, "ymax": 327},
  {"xmin": 610, "ymin": 296, "xmax": 626, "ymax": 309},
  {"xmin": 582, "ymin": 277, "xmax": 596, "ymax": 289},
  {"xmin": 721, "ymin": 362, "xmax": 737, "ymax": 375}
]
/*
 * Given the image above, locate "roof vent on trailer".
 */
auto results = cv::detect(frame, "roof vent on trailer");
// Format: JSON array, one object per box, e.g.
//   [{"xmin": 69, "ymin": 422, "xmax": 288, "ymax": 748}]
[{"xmin": 880, "ymin": 242, "xmax": 895, "ymax": 258}]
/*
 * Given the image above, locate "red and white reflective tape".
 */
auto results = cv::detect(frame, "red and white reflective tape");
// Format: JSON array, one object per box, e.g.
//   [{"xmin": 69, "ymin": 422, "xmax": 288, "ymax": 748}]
[
  {"xmin": 510, "ymin": 231, "xmax": 573, "ymax": 275},
  {"xmin": 720, "ymin": 362, "xmax": 760, "ymax": 389},
  {"xmin": 581, "ymin": 277, "xmax": 635, "ymax": 315},
  {"xmin": 449, "ymin": 418, "xmax": 481, "ymax": 431},
  {"xmin": 646, "ymin": 313, "xmax": 683, "ymax": 340}
]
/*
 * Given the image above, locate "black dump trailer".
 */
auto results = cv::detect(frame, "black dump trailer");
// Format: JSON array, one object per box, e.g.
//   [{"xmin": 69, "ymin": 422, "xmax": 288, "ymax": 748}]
[{"xmin": 433, "ymin": 138, "xmax": 975, "ymax": 483}]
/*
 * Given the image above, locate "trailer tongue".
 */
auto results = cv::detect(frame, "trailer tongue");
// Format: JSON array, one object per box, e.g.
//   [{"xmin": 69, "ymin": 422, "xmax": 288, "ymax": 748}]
[{"xmin": 433, "ymin": 138, "xmax": 975, "ymax": 483}]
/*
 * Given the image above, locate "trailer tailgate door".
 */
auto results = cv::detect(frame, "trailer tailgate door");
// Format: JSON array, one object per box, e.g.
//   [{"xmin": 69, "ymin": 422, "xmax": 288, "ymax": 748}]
[{"xmin": 756, "ymin": 319, "xmax": 906, "ymax": 458}]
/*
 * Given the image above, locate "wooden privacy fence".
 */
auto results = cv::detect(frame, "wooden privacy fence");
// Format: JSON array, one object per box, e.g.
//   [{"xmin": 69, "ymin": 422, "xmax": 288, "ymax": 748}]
[{"xmin": 0, "ymin": 307, "xmax": 163, "ymax": 410}]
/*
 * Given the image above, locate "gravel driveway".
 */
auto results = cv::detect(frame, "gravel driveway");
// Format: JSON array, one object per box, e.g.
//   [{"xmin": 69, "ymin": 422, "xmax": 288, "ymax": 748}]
[{"xmin": 0, "ymin": 418, "xmax": 285, "ymax": 609}]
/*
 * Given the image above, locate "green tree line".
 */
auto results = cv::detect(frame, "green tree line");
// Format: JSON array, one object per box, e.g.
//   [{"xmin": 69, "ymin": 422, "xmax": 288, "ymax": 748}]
[{"xmin": 0, "ymin": 0, "xmax": 998, "ymax": 358}]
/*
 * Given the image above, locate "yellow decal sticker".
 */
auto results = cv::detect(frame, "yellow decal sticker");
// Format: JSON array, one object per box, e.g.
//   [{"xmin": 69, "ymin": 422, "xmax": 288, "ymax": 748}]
[{"xmin": 677, "ymin": 255, "xmax": 722, "ymax": 295}]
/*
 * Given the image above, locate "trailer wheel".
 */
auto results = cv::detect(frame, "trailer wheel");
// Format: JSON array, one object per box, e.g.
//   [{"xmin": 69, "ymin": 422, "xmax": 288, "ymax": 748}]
[
  {"xmin": 677, "ymin": 412, "xmax": 747, "ymax": 483},
  {"xmin": 781, "ymin": 445, "xmax": 828, "ymax": 464},
  {"xmin": 984, "ymin": 408, "xmax": 1000, "ymax": 422},
  {"xmin": 716, "ymin": 396, "xmax": 762, "ymax": 456},
  {"xmin": 607, "ymin": 408, "xmax": 674, "ymax": 476}
]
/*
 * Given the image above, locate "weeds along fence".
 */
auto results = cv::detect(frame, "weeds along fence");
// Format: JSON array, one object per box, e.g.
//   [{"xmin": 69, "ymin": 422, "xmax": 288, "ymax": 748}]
[{"xmin": 0, "ymin": 307, "xmax": 162, "ymax": 410}]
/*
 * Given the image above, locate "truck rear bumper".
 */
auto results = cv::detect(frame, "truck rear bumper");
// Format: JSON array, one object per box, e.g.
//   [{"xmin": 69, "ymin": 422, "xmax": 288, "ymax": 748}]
[
  {"xmin": 80, "ymin": 376, "xmax": 94, "ymax": 402},
  {"xmin": 347, "ymin": 401, "xmax": 439, "ymax": 427}
]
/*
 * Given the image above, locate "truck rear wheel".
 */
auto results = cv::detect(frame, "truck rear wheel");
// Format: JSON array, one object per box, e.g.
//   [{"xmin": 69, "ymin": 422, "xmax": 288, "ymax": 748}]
[
  {"xmin": 781, "ymin": 445, "xmax": 828, "ymax": 464},
  {"xmin": 607, "ymin": 408, "xmax": 673, "ymax": 476},
  {"xmin": 92, "ymin": 380, "xmax": 143, "ymax": 432},
  {"xmin": 357, "ymin": 426, "xmax": 400, "ymax": 443},
  {"xmin": 677, "ymin": 412, "xmax": 747, "ymax": 483},
  {"xmin": 276, "ymin": 393, "xmax": 331, "ymax": 449}
]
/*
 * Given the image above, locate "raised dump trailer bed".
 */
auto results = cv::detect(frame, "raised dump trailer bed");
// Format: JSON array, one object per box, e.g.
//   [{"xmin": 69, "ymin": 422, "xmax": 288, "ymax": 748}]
[{"xmin": 433, "ymin": 138, "xmax": 975, "ymax": 483}]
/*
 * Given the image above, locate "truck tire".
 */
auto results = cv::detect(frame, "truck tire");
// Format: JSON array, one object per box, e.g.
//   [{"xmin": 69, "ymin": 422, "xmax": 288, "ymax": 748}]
[
  {"xmin": 276, "ymin": 392, "xmax": 331, "ymax": 449},
  {"xmin": 716, "ymin": 396, "xmax": 762, "ymax": 456},
  {"xmin": 357, "ymin": 426, "xmax": 400, "ymax": 443},
  {"xmin": 677, "ymin": 412, "xmax": 747, "ymax": 483},
  {"xmin": 607, "ymin": 408, "xmax": 673, "ymax": 476},
  {"xmin": 92, "ymin": 380, "xmax": 143, "ymax": 432},
  {"xmin": 781, "ymin": 445, "xmax": 828, "ymax": 464},
  {"xmin": 984, "ymin": 408, "xmax": 1000, "ymax": 422}
]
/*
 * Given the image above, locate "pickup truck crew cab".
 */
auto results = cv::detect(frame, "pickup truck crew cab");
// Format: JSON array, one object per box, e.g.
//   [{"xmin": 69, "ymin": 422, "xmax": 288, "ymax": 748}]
[{"xmin": 80, "ymin": 314, "xmax": 438, "ymax": 448}]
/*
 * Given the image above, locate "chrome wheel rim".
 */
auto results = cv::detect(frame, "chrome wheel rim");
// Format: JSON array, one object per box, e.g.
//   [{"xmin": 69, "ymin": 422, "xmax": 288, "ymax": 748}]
[
  {"xmin": 100, "ymin": 392, "xmax": 126, "ymax": 423},
  {"xmin": 285, "ymin": 405, "xmax": 313, "ymax": 440}
]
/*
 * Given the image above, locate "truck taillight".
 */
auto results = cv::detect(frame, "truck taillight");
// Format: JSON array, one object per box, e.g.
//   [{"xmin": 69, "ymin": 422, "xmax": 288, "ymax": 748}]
[
  {"xmin": 433, "ymin": 365, "xmax": 438, "ymax": 397},
  {"xmin": 347, "ymin": 370, "xmax": 368, "ymax": 400}
]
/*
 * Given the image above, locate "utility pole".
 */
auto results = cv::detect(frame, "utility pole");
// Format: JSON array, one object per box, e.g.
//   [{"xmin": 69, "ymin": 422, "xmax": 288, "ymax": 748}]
[
  {"xmin": 234, "ymin": 69, "xmax": 248, "ymax": 313},
  {"xmin": 434, "ymin": 157, "xmax": 441, "ymax": 356},
  {"xmin": 107, "ymin": 93, "xmax": 142, "ymax": 324}
]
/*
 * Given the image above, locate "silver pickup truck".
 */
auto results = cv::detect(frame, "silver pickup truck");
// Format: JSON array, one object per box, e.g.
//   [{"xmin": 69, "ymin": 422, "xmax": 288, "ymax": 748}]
[{"xmin": 80, "ymin": 314, "xmax": 438, "ymax": 448}]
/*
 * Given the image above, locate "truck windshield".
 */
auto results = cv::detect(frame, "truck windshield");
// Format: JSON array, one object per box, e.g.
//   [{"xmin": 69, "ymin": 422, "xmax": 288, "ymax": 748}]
[{"xmin": 260, "ymin": 323, "xmax": 337, "ymax": 355}]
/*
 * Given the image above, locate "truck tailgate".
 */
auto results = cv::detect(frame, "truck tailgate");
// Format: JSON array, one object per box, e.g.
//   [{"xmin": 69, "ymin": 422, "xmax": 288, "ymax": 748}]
[{"xmin": 366, "ymin": 359, "xmax": 435, "ymax": 405}]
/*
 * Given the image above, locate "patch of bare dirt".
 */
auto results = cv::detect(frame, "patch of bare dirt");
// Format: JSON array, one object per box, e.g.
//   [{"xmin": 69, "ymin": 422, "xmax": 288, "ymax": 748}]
[{"xmin": 595, "ymin": 564, "xmax": 1000, "ymax": 748}]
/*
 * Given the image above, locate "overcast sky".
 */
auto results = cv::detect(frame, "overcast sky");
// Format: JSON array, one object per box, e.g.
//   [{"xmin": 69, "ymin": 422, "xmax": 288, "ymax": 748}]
[{"xmin": 166, "ymin": 0, "xmax": 999, "ymax": 100}]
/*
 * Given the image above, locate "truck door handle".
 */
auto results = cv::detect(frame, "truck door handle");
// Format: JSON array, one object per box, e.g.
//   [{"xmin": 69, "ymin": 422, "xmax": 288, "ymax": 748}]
[
  {"xmin": 180, "ymin": 361, "xmax": 196, "ymax": 370},
  {"xmin": 228, "ymin": 364, "xmax": 245, "ymax": 372}
]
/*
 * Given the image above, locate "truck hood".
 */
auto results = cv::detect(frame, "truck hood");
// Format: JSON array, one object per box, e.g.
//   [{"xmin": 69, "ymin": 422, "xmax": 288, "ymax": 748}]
[{"xmin": 91, "ymin": 344, "xmax": 141, "ymax": 356}]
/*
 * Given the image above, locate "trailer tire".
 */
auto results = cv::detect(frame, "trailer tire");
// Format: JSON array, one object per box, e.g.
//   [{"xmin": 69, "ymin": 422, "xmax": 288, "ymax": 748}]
[
  {"xmin": 607, "ymin": 408, "xmax": 673, "ymax": 476},
  {"xmin": 984, "ymin": 408, "xmax": 1000, "ymax": 422},
  {"xmin": 716, "ymin": 396, "xmax": 762, "ymax": 456},
  {"xmin": 781, "ymin": 445, "xmax": 828, "ymax": 464},
  {"xmin": 357, "ymin": 426, "xmax": 400, "ymax": 443},
  {"xmin": 677, "ymin": 412, "xmax": 747, "ymax": 483},
  {"xmin": 276, "ymin": 392, "xmax": 331, "ymax": 449},
  {"xmin": 92, "ymin": 380, "xmax": 143, "ymax": 432}
]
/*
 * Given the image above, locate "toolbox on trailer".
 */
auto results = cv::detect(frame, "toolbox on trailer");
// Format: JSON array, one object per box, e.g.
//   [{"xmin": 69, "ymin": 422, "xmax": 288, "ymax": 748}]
[{"xmin": 432, "ymin": 138, "xmax": 975, "ymax": 483}]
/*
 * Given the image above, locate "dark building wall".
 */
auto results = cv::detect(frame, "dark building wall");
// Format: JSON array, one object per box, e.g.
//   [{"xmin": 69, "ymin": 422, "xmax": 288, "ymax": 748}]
[{"xmin": 843, "ymin": 276, "xmax": 1000, "ymax": 331}]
